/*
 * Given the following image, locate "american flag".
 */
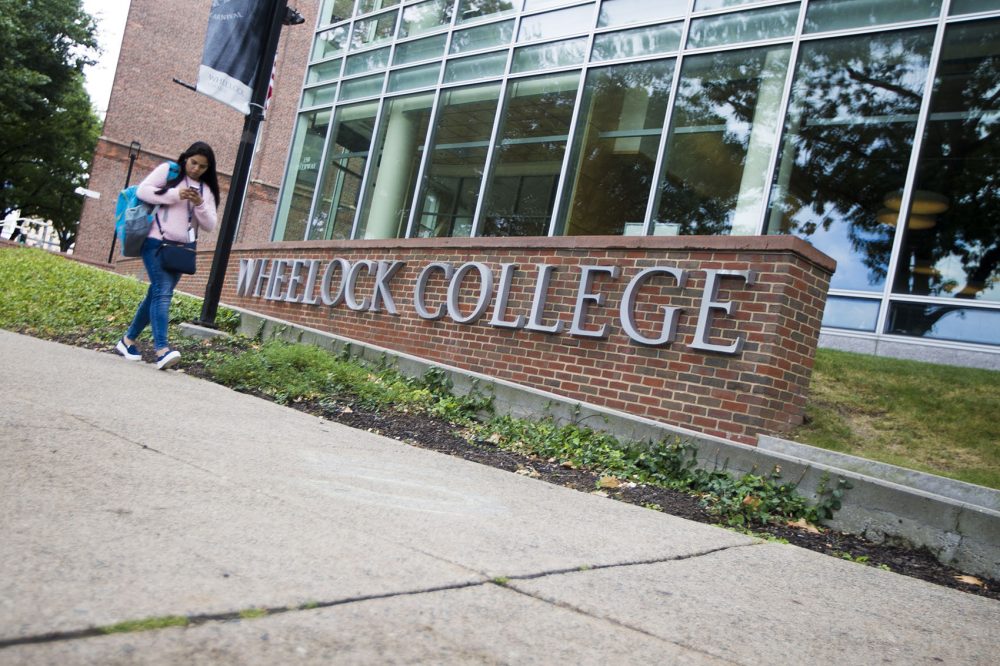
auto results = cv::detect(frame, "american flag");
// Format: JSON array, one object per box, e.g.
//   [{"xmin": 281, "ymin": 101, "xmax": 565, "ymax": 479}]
[{"xmin": 264, "ymin": 61, "xmax": 277, "ymax": 117}]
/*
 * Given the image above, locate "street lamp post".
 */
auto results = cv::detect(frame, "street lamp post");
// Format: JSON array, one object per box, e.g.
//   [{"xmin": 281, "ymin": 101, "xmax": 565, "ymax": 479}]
[
  {"xmin": 108, "ymin": 140, "xmax": 142, "ymax": 263},
  {"xmin": 197, "ymin": 0, "xmax": 302, "ymax": 327}
]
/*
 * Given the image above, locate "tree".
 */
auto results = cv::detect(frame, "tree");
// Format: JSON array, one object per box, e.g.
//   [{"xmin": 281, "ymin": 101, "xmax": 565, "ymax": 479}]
[{"xmin": 0, "ymin": 0, "xmax": 101, "ymax": 250}]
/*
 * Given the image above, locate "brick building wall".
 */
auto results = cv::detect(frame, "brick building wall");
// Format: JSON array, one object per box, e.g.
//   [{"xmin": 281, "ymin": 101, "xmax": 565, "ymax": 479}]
[
  {"xmin": 118, "ymin": 235, "xmax": 835, "ymax": 444},
  {"xmin": 74, "ymin": 0, "xmax": 316, "ymax": 264}
]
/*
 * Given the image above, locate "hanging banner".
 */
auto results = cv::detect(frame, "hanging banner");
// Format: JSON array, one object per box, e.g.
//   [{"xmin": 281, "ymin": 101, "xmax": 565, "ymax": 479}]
[{"xmin": 196, "ymin": 0, "xmax": 271, "ymax": 114}]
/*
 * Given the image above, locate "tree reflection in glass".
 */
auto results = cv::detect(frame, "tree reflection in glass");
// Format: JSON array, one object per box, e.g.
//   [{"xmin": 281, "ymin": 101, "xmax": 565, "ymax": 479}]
[
  {"xmin": 414, "ymin": 84, "xmax": 502, "ymax": 237},
  {"xmin": 892, "ymin": 19, "xmax": 1000, "ymax": 304},
  {"xmin": 655, "ymin": 45, "xmax": 791, "ymax": 236},
  {"xmin": 765, "ymin": 29, "xmax": 934, "ymax": 293},
  {"xmin": 481, "ymin": 73, "xmax": 580, "ymax": 237},
  {"xmin": 559, "ymin": 59, "xmax": 674, "ymax": 236},
  {"xmin": 277, "ymin": 110, "xmax": 332, "ymax": 242}
]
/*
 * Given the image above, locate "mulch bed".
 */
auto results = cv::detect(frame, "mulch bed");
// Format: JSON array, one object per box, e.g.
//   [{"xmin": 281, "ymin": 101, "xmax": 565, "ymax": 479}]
[{"xmin": 309, "ymin": 401, "xmax": 999, "ymax": 601}]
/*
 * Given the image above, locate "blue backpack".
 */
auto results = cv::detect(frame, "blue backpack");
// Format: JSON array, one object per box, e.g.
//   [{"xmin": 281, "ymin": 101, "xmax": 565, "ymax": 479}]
[{"xmin": 115, "ymin": 161, "xmax": 179, "ymax": 257}]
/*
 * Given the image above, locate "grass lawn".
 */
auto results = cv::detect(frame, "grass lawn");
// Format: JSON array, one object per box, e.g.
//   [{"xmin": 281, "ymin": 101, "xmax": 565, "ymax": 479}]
[
  {"xmin": 792, "ymin": 349, "xmax": 1000, "ymax": 490},
  {"xmin": 3, "ymin": 246, "xmax": 998, "ymax": 490}
]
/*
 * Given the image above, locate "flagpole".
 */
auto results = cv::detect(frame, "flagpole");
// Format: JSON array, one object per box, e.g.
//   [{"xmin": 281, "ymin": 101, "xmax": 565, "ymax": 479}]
[{"xmin": 197, "ymin": 0, "xmax": 290, "ymax": 327}]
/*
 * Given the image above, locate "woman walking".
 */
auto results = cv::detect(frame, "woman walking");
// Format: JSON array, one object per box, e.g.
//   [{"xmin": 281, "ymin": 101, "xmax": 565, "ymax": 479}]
[{"xmin": 116, "ymin": 141, "xmax": 220, "ymax": 369}]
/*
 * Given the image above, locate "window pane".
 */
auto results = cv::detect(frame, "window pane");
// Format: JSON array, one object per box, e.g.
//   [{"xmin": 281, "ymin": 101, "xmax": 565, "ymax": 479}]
[
  {"xmin": 345, "ymin": 47, "xmax": 391, "ymax": 76},
  {"xmin": 340, "ymin": 73, "xmax": 385, "ymax": 99},
  {"xmin": 457, "ymin": 0, "xmax": 520, "ymax": 24},
  {"xmin": 307, "ymin": 59, "xmax": 342, "ymax": 85},
  {"xmin": 518, "ymin": 4, "xmax": 594, "ymax": 41},
  {"xmin": 321, "ymin": 0, "xmax": 355, "ymax": 24},
  {"xmin": 276, "ymin": 111, "xmax": 332, "ymax": 241},
  {"xmin": 560, "ymin": 60, "xmax": 675, "ymax": 236},
  {"xmin": 511, "ymin": 37, "xmax": 588, "ymax": 72},
  {"xmin": 444, "ymin": 51, "xmax": 509, "ymax": 82},
  {"xmin": 687, "ymin": 4, "xmax": 798, "ymax": 49},
  {"xmin": 415, "ymin": 84, "xmax": 503, "ymax": 237},
  {"xmin": 400, "ymin": 0, "xmax": 455, "ymax": 38},
  {"xmin": 656, "ymin": 45, "xmax": 791, "ymax": 235},
  {"xmin": 357, "ymin": 93, "xmax": 436, "ymax": 238},
  {"xmin": 591, "ymin": 22, "xmax": 682, "ymax": 61},
  {"xmin": 523, "ymin": 0, "xmax": 574, "ymax": 9},
  {"xmin": 358, "ymin": 0, "xmax": 400, "ymax": 15},
  {"xmin": 765, "ymin": 29, "xmax": 935, "ymax": 292},
  {"xmin": 821, "ymin": 296, "xmax": 880, "ymax": 331},
  {"xmin": 805, "ymin": 0, "xmax": 942, "ymax": 34},
  {"xmin": 302, "ymin": 83, "xmax": 339, "ymax": 107},
  {"xmin": 314, "ymin": 26, "xmax": 349, "ymax": 60},
  {"xmin": 394, "ymin": 34, "xmax": 448, "ymax": 65},
  {"xmin": 387, "ymin": 62, "xmax": 441, "ymax": 92},
  {"xmin": 887, "ymin": 302, "xmax": 1000, "ymax": 345},
  {"xmin": 451, "ymin": 19, "xmax": 515, "ymax": 53},
  {"xmin": 695, "ymin": 0, "xmax": 785, "ymax": 10},
  {"xmin": 310, "ymin": 102, "xmax": 379, "ymax": 240},
  {"xmin": 481, "ymin": 73, "xmax": 580, "ymax": 237},
  {"xmin": 351, "ymin": 11, "xmax": 398, "ymax": 50},
  {"xmin": 892, "ymin": 20, "xmax": 1000, "ymax": 303},
  {"xmin": 598, "ymin": 0, "xmax": 687, "ymax": 28},
  {"xmin": 951, "ymin": 0, "xmax": 1000, "ymax": 14}
]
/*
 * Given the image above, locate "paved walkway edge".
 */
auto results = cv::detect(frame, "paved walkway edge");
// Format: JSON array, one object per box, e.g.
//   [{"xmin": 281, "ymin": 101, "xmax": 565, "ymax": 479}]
[{"xmin": 213, "ymin": 306, "xmax": 999, "ymax": 580}]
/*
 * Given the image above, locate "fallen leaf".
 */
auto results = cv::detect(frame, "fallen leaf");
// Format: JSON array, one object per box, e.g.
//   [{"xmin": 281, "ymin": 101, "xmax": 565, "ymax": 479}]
[
  {"xmin": 955, "ymin": 575, "xmax": 984, "ymax": 587},
  {"xmin": 342, "ymin": 406, "xmax": 353, "ymax": 414},
  {"xmin": 561, "ymin": 460, "xmax": 577, "ymax": 469},
  {"xmin": 590, "ymin": 490, "xmax": 609, "ymax": 497},
  {"xmin": 786, "ymin": 518, "xmax": 821, "ymax": 534},
  {"xmin": 598, "ymin": 476, "xmax": 621, "ymax": 489},
  {"xmin": 486, "ymin": 433, "xmax": 501, "ymax": 444}
]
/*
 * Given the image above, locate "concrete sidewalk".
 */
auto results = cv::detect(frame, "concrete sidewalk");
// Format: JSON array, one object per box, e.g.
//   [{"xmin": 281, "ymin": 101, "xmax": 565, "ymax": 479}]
[{"xmin": 1, "ymin": 330, "xmax": 997, "ymax": 665}]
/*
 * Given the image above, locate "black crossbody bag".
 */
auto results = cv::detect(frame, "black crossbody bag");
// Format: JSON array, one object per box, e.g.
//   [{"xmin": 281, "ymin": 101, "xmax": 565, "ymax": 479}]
[{"xmin": 155, "ymin": 183, "xmax": 200, "ymax": 275}]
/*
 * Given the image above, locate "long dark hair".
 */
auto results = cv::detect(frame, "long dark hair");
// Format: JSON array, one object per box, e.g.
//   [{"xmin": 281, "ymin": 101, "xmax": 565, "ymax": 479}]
[{"xmin": 157, "ymin": 141, "xmax": 221, "ymax": 207}]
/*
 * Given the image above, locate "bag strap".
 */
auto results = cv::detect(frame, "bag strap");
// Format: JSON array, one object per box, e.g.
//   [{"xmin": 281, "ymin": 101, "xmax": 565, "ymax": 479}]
[{"xmin": 154, "ymin": 180, "xmax": 203, "ymax": 241}]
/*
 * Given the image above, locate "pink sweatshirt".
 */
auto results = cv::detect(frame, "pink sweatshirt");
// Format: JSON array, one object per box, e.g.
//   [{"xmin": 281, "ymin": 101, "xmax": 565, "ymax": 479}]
[{"xmin": 137, "ymin": 162, "xmax": 218, "ymax": 242}]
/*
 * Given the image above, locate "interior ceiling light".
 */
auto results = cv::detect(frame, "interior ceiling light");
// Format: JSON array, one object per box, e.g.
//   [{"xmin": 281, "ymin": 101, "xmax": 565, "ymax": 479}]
[
  {"xmin": 876, "ymin": 209, "xmax": 937, "ymax": 229},
  {"xmin": 883, "ymin": 189, "xmax": 950, "ymax": 214},
  {"xmin": 879, "ymin": 189, "xmax": 949, "ymax": 229}
]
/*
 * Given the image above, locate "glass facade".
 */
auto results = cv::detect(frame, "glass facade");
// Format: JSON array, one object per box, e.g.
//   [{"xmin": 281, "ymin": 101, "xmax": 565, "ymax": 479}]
[{"xmin": 282, "ymin": 0, "xmax": 1000, "ymax": 353}]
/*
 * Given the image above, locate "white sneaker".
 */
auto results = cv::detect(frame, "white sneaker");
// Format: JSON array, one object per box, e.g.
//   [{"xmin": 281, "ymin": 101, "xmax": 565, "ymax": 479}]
[
  {"xmin": 156, "ymin": 349, "xmax": 181, "ymax": 370},
  {"xmin": 116, "ymin": 338, "xmax": 142, "ymax": 361}
]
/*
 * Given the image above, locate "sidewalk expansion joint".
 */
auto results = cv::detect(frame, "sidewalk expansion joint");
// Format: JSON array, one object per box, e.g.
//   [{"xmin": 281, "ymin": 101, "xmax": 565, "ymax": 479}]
[
  {"xmin": 0, "ymin": 543, "xmax": 759, "ymax": 649},
  {"xmin": 500, "ymin": 541, "xmax": 759, "ymax": 583},
  {"xmin": 482, "ymin": 544, "xmax": 755, "ymax": 665},
  {"xmin": 0, "ymin": 581, "xmax": 487, "ymax": 650}
]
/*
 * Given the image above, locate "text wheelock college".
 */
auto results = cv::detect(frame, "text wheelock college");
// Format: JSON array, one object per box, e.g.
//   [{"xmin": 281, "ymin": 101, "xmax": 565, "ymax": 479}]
[{"xmin": 237, "ymin": 257, "xmax": 757, "ymax": 355}]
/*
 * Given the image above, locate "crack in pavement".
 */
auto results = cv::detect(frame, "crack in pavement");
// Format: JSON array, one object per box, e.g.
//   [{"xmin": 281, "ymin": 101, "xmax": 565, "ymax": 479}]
[{"xmin": 0, "ymin": 542, "xmax": 756, "ymax": 650}]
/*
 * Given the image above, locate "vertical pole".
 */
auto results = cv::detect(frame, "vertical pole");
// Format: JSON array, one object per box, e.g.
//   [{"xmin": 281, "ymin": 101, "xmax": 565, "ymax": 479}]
[
  {"xmin": 108, "ymin": 140, "xmax": 142, "ymax": 262},
  {"xmin": 198, "ymin": 0, "xmax": 289, "ymax": 327}
]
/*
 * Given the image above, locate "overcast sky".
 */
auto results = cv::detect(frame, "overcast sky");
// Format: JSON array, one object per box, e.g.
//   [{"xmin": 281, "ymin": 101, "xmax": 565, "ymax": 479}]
[{"xmin": 81, "ymin": 0, "xmax": 131, "ymax": 118}]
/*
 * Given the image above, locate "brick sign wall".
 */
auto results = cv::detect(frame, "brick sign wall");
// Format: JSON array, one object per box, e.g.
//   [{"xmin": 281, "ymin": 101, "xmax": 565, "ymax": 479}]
[{"xmin": 121, "ymin": 235, "xmax": 833, "ymax": 444}]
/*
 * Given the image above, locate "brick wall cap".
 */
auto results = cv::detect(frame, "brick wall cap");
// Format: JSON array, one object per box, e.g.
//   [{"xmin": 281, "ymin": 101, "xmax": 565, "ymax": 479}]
[{"xmin": 236, "ymin": 234, "xmax": 836, "ymax": 275}]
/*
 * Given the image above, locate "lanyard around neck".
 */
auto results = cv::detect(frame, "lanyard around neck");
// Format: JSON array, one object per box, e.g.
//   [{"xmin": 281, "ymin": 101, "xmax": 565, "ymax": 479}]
[{"xmin": 155, "ymin": 180, "xmax": 203, "ymax": 239}]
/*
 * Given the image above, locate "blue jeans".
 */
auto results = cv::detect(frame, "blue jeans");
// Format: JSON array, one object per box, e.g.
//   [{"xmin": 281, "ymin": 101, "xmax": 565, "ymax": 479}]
[{"xmin": 126, "ymin": 238, "xmax": 181, "ymax": 350}]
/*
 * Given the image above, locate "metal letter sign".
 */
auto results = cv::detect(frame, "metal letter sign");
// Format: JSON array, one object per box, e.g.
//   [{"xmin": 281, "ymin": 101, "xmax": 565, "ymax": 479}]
[
  {"xmin": 236, "ymin": 257, "xmax": 754, "ymax": 355},
  {"xmin": 197, "ymin": 0, "xmax": 272, "ymax": 114}
]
